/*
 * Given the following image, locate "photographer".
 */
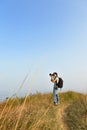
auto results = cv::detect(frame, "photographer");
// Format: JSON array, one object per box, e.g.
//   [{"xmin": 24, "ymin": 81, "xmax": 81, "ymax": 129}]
[{"xmin": 49, "ymin": 72, "xmax": 59, "ymax": 105}]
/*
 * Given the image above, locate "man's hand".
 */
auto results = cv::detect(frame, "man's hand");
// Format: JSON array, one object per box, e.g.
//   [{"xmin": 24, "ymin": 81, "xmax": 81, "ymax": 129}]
[{"xmin": 51, "ymin": 79, "xmax": 56, "ymax": 83}]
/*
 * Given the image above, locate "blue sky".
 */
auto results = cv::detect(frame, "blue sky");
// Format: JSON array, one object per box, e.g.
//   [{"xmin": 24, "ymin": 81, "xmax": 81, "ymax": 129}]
[{"xmin": 0, "ymin": 0, "xmax": 87, "ymax": 99}]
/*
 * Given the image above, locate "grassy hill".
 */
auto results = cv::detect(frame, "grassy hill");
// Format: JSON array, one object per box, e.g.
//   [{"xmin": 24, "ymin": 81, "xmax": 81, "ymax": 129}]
[{"xmin": 0, "ymin": 91, "xmax": 87, "ymax": 130}]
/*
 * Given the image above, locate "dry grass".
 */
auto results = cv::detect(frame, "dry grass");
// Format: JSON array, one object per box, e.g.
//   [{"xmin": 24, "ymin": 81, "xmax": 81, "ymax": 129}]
[
  {"xmin": 0, "ymin": 93, "xmax": 58, "ymax": 130},
  {"xmin": 64, "ymin": 94, "xmax": 87, "ymax": 130},
  {"xmin": 0, "ymin": 91, "xmax": 86, "ymax": 130}
]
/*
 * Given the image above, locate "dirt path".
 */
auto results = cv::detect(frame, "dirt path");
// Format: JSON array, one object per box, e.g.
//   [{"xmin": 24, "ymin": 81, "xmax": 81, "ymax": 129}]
[{"xmin": 57, "ymin": 104, "xmax": 69, "ymax": 130}]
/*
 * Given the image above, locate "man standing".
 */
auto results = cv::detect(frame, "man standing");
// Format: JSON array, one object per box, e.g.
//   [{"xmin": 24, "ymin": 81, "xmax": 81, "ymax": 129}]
[{"xmin": 49, "ymin": 72, "xmax": 59, "ymax": 105}]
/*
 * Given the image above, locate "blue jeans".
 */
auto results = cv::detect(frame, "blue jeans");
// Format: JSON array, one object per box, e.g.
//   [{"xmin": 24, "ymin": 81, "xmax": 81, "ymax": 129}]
[{"xmin": 53, "ymin": 87, "xmax": 59, "ymax": 104}]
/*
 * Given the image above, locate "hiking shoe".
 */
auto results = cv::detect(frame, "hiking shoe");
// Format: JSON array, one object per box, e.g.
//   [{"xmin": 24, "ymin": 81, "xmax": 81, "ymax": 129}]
[{"xmin": 54, "ymin": 102, "xmax": 58, "ymax": 106}]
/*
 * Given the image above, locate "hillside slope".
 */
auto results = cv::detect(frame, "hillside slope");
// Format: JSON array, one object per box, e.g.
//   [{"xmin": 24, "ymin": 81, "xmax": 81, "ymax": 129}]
[{"xmin": 0, "ymin": 91, "xmax": 86, "ymax": 130}]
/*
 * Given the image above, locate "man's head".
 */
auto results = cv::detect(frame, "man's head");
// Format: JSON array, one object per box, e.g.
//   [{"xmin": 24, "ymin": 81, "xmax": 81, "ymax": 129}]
[
  {"xmin": 49, "ymin": 72, "xmax": 58, "ymax": 77},
  {"xmin": 53, "ymin": 72, "xmax": 58, "ymax": 77},
  {"xmin": 49, "ymin": 72, "xmax": 58, "ymax": 82}
]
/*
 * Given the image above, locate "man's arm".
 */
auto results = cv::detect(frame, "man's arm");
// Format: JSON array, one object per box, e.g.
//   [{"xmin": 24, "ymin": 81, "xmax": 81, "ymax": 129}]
[{"xmin": 51, "ymin": 77, "xmax": 59, "ymax": 83}]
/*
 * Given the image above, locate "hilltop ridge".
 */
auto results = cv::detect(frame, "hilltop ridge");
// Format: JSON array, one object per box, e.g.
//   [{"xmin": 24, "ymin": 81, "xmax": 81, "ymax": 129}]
[{"xmin": 0, "ymin": 91, "xmax": 86, "ymax": 130}]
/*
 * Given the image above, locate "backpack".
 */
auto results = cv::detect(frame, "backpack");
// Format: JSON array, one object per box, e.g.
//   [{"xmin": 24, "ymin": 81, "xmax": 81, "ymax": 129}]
[{"xmin": 56, "ymin": 77, "xmax": 63, "ymax": 88}]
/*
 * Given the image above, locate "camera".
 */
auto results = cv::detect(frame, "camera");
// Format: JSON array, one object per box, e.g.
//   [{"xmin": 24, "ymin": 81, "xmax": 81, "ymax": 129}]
[{"xmin": 49, "ymin": 73, "xmax": 52, "ymax": 76}]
